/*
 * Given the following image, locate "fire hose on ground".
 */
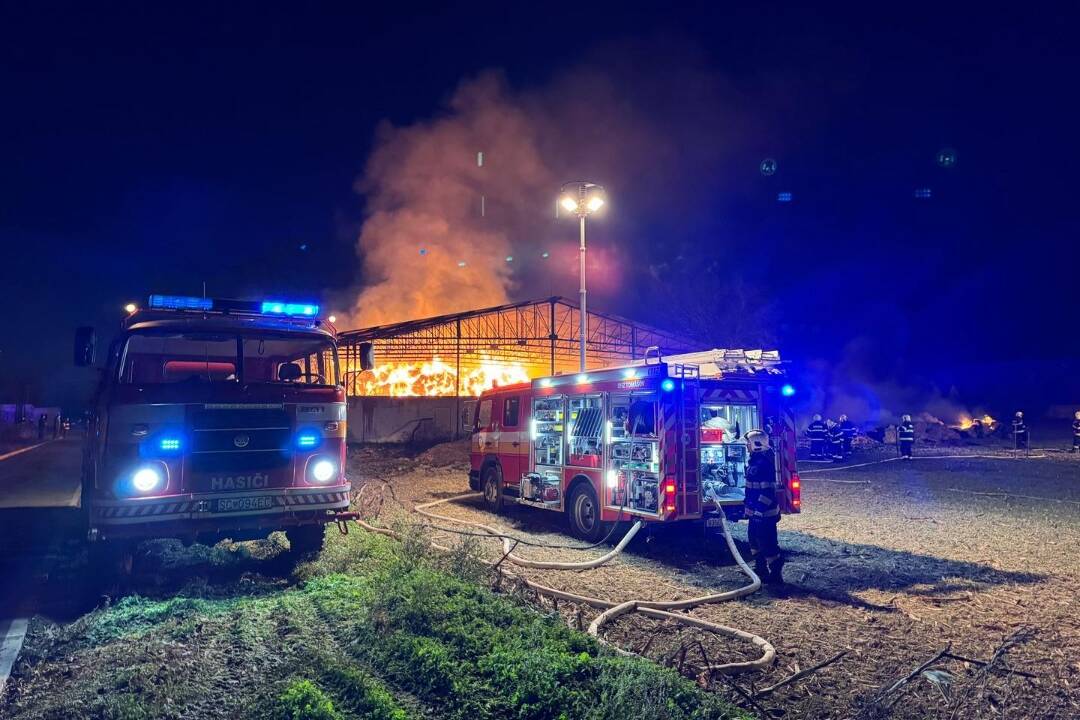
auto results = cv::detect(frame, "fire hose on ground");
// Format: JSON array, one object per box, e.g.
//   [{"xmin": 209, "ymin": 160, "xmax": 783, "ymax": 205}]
[{"xmin": 346, "ymin": 490, "xmax": 775, "ymax": 676}]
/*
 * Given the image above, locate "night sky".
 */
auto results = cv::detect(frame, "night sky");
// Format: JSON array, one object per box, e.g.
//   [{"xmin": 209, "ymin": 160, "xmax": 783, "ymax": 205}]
[{"xmin": 2, "ymin": 3, "xmax": 1077, "ymax": 417}]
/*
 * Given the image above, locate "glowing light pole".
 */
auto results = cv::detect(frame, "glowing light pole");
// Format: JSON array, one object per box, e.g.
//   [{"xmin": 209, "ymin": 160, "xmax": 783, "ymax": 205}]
[{"xmin": 558, "ymin": 181, "xmax": 606, "ymax": 372}]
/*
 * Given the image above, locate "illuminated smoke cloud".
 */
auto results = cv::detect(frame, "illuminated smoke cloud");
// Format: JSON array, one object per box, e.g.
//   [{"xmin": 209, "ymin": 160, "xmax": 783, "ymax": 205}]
[
  {"xmin": 347, "ymin": 73, "xmax": 553, "ymax": 326},
  {"xmin": 344, "ymin": 44, "xmax": 734, "ymax": 327}
]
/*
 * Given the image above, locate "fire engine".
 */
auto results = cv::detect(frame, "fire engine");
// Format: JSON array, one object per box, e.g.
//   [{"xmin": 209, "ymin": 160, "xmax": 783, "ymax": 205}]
[
  {"xmin": 469, "ymin": 350, "xmax": 800, "ymax": 541},
  {"xmin": 73, "ymin": 294, "xmax": 373, "ymax": 573}
]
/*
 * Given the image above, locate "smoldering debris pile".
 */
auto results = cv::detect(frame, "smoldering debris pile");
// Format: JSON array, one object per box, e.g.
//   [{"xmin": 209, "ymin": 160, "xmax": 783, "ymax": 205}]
[{"xmin": 881, "ymin": 415, "xmax": 963, "ymax": 445}]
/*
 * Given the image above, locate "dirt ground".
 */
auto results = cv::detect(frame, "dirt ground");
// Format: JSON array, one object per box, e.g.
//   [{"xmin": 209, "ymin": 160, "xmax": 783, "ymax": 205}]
[{"xmin": 351, "ymin": 442, "xmax": 1080, "ymax": 719}]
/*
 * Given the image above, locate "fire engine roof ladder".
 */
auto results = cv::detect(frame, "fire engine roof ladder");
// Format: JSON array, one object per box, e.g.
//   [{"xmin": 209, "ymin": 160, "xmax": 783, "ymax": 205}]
[{"xmin": 672, "ymin": 364, "xmax": 702, "ymax": 517}]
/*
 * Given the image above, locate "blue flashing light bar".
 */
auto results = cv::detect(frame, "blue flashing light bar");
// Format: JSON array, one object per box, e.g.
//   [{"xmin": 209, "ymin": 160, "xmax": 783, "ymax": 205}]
[
  {"xmin": 661, "ymin": 379, "xmax": 676, "ymax": 392},
  {"xmin": 149, "ymin": 295, "xmax": 213, "ymax": 311},
  {"xmin": 781, "ymin": 384, "xmax": 796, "ymax": 397},
  {"xmin": 261, "ymin": 301, "xmax": 319, "ymax": 317}
]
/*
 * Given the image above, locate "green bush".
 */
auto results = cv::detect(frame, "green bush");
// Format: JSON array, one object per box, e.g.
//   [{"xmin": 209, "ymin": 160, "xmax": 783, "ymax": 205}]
[{"xmin": 277, "ymin": 679, "xmax": 342, "ymax": 720}]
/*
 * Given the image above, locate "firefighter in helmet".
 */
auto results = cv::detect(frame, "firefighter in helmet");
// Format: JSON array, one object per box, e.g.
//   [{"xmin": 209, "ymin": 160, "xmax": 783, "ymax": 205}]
[
  {"xmin": 806, "ymin": 414, "xmax": 827, "ymax": 459},
  {"xmin": 1012, "ymin": 411, "xmax": 1029, "ymax": 450},
  {"xmin": 1072, "ymin": 411, "xmax": 1080, "ymax": 453},
  {"xmin": 838, "ymin": 414, "xmax": 857, "ymax": 457},
  {"xmin": 744, "ymin": 429, "xmax": 783, "ymax": 584},
  {"xmin": 897, "ymin": 414, "xmax": 916, "ymax": 459},
  {"xmin": 826, "ymin": 419, "xmax": 844, "ymax": 462}
]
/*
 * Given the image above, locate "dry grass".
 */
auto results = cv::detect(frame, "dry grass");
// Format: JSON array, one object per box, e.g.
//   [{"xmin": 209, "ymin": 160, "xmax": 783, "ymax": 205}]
[{"xmin": 357, "ymin": 441, "xmax": 1080, "ymax": 719}]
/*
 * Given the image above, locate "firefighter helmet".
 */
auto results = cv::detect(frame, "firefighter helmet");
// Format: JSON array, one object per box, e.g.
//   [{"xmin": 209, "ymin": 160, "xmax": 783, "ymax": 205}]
[
  {"xmin": 901, "ymin": 414, "xmax": 912, "ymax": 423},
  {"xmin": 745, "ymin": 429, "xmax": 769, "ymax": 452},
  {"xmin": 812, "ymin": 413, "xmax": 822, "ymax": 422},
  {"xmin": 839, "ymin": 414, "xmax": 848, "ymax": 422},
  {"xmin": 1015, "ymin": 411, "xmax": 1023, "ymax": 419},
  {"xmin": 1075, "ymin": 411, "xmax": 1080, "ymax": 421}
]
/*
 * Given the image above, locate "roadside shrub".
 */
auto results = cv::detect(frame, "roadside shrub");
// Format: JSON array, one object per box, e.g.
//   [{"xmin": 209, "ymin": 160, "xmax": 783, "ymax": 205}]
[{"xmin": 276, "ymin": 679, "xmax": 342, "ymax": 720}]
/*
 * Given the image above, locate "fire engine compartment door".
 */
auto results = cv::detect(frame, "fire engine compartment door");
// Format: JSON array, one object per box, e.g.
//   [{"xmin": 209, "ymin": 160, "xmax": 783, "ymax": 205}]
[
  {"xmin": 605, "ymin": 392, "xmax": 661, "ymax": 516},
  {"xmin": 699, "ymin": 398, "xmax": 760, "ymax": 505}
]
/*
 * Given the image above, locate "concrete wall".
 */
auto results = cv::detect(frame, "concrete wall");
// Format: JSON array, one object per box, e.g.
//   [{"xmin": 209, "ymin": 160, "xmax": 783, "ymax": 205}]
[{"xmin": 347, "ymin": 397, "xmax": 477, "ymax": 444}]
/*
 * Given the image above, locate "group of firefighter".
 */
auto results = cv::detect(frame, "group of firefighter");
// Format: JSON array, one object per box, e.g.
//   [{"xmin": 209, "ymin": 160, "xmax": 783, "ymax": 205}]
[
  {"xmin": 804, "ymin": 410, "xmax": 1080, "ymax": 457},
  {"xmin": 804, "ymin": 413, "xmax": 861, "ymax": 461}
]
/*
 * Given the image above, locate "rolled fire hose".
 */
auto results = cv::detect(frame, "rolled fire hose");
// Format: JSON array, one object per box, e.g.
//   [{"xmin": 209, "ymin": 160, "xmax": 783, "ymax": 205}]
[{"xmin": 377, "ymin": 492, "xmax": 777, "ymax": 674}]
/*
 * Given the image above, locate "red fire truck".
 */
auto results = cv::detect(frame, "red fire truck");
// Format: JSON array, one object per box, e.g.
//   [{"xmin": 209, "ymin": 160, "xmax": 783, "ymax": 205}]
[
  {"xmin": 469, "ymin": 351, "xmax": 800, "ymax": 541},
  {"xmin": 73, "ymin": 295, "xmax": 373, "ymax": 573}
]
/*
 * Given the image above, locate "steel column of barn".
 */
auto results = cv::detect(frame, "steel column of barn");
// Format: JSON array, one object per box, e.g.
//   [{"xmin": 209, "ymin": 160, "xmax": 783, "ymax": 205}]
[
  {"xmin": 454, "ymin": 318, "xmax": 462, "ymax": 439},
  {"xmin": 549, "ymin": 298, "xmax": 556, "ymax": 375}
]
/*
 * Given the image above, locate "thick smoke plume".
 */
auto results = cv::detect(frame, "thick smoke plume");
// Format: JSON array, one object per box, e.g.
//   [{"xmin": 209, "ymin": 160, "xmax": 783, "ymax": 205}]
[{"xmin": 344, "ymin": 45, "xmax": 736, "ymax": 327}]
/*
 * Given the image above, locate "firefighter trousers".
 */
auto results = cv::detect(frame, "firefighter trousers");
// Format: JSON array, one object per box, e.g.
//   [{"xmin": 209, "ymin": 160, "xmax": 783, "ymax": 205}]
[
  {"xmin": 810, "ymin": 440, "xmax": 825, "ymax": 457},
  {"xmin": 899, "ymin": 440, "xmax": 913, "ymax": 458},
  {"xmin": 1073, "ymin": 435, "xmax": 1080, "ymax": 451},
  {"xmin": 748, "ymin": 516, "xmax": 780, "ymax": 561}
]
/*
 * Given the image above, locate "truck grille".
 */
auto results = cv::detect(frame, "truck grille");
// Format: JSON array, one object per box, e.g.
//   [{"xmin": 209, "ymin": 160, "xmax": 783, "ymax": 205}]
[{"xmin": 190, "ymin": 406, "xmax": 292, "ymax": 476}]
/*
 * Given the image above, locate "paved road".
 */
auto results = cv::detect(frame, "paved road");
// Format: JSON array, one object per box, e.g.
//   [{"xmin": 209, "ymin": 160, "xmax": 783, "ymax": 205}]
[
  {"xmin": 0, "ymin": 436, "xmax": 86, "ymax": 692},
  {"xmin": 0, "ymin": 436, "xmax": 82, "ymax": 509}
]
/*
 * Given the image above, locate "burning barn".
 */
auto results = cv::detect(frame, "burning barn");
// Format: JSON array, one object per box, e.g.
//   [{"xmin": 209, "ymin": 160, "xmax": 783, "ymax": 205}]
[{"xmin": 337, "ymin": 296, "xmax": 696, "ymax": 442}]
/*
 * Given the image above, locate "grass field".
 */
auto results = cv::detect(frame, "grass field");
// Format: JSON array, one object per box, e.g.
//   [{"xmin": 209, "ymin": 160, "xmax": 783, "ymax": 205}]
[{"xmin": 3, "ymin": 521, "xmax": 748, "ymax": 720}]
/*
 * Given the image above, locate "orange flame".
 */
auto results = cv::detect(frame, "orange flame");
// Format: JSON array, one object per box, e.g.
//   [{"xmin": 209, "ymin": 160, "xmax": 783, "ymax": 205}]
[
  {"xmin": 355, "ymin": 358, "xmax": 530, "ymax": 397},
  {"xmin": 956, "ymin": 414, "xmax": 997, "ymax": 431}
]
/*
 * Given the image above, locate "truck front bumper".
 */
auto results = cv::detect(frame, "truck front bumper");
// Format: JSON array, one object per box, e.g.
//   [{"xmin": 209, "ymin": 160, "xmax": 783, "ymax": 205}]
[{"xmin": 90, "ymin": 484, "xmax": 351, "ymax": 538}]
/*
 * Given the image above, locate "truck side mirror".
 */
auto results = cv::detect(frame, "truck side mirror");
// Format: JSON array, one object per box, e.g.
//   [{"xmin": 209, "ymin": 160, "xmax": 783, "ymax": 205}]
[
  {"xmin": 74, "ymin": 326, "xmax": 97, "ymax": 367},
  {"xmin": 359, "ymin": 342, "xmax": 376, "ymax": 371}
]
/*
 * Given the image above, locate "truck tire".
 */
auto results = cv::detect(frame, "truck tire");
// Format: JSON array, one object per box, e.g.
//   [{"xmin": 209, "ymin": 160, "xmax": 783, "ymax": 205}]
[
  {"xmin": 286, "ymin": 524, "xmax": 326, "ymax": 559},
  {"xmin": 568, "ymin": 483, "xmax": 607, "ymax": 542},
  {"xmin": 481, "ymin": 465, "xmax": 504, "ymax": 514}
]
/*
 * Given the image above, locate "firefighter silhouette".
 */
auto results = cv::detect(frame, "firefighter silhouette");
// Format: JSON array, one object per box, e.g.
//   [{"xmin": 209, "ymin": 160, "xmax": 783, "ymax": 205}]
[
  {"xmin": 744, "ymin": 429, "xmax": 783, "ymax": 584},
  {"xmin": 806, "ymin": 414, "xmax": 827, "ymax": 459},
  {"xmin": 838, "ymin": 414, "xmax": 857, "ymax": 457},
  {"xmin": 897, "ymin": 415, "xmax": 916, "ymax": 459},
  {"xmin": 1012, "ymin": 411, "xmax": 1028, "ymax": 450}
]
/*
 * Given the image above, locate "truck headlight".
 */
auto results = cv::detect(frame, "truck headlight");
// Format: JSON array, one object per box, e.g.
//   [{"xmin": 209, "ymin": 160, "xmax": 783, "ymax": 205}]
[
  {"xmin": 132, "ymin": 466, "xmax": 165, "ymax": 494},
  {"xmin": 310, "ymin": 457, "xmax": 337, "ymax": 483}
]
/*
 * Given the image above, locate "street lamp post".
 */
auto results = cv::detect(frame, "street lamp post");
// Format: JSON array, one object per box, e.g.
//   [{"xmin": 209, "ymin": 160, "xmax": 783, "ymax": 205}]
[{"xmin": 558, "ymin": 182, "xmax": 605, "ymax": 372}]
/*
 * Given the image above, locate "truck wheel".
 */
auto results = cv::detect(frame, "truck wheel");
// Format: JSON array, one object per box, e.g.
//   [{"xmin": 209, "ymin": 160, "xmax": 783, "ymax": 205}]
[
  {"xmin": 568, "ymin": 483, "xmax": 607, "ymax": 542},
  {"xmin": 481, "ymin": 465, "xmax": 504, "ymax": 514},
  {"xmin": 286, "ymin": 524, "xmax": 326, "ymax": 559}
]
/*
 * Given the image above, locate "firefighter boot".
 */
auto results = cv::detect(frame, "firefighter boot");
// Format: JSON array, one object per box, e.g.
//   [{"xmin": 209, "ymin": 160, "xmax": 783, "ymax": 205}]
[
  {"xmin": 765, "ymin": 556, "xmax": 785, "ymax": 586},
  {"xmin": 754, "ymin": 556, "xmax": 769, "ymax": 582}
]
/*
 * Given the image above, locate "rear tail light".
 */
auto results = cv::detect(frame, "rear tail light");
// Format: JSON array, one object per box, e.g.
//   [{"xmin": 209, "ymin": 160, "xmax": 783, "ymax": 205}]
[
  {"xmin": 664, "ymin": 476, "xmax": 677, "ymax": 513},
  {"xmin": 790, "ymin": 473, "xmax": 802, "ymax": 511}
]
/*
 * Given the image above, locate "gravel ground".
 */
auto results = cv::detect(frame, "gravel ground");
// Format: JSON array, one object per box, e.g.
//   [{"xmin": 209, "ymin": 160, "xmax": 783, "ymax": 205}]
[{"xmin": 350, "ymin": 442, "xmax": 1080, "ymax": 719}]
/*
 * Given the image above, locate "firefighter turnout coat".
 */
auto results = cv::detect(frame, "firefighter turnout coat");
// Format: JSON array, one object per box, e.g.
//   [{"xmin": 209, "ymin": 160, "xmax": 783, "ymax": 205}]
[{"xmin": 745, "ymin": 448, "xmax": 780, "ymax": 519}]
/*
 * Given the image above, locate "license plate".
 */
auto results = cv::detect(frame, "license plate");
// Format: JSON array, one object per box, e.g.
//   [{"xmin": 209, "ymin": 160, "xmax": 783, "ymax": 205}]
[
  {"xmin": 215, "ymin": 496, "xmax": 276, "ymax": 513},
  {"xmin": 705, "ymin": 517, "xmax": 725, "ymax": 527}
]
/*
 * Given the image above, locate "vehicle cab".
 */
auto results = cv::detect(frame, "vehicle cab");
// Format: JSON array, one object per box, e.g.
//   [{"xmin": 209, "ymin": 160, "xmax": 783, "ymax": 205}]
[{"xmin": 74, "ymin": 295, "xmax": 371, "ymax": 564}]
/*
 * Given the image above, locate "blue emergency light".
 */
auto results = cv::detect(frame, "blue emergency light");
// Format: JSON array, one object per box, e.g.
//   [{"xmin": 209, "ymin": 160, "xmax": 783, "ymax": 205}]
[
  {"xmin": 149, "ymin": 295, "xmax": 213, "ymax": 311},
  {"xmin": 159, "ymin": 437, "xmax": 182, "ymax": 451},
  {"xmin": 661, "ymin": 379, "xmax": 676, "ymax": 392},
  {"xmin": 781, "ymin": 384, "xmax": 796, "ymax": 397},
  {"xmin": 296, "ymin": 432, "xmax": 321, "ymax": 449},
  {"xmin": 144, "ymin": 294, "xmax": 321, "ymax": 318},
  {"xmin": 261, "ymin": 301, "xmax": 319, "ymax": 317}
]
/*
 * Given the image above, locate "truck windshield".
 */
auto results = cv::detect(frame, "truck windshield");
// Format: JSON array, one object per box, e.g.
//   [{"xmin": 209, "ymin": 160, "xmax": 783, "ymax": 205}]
[{"xmin": 119, "ymin": 332, "xmax": 338, "ymax": 385}]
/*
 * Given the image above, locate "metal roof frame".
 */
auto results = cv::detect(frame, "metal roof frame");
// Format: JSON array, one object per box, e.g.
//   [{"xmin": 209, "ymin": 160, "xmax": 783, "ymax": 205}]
[{"xmin": 336, "ymin": 296, "xmax": 701, "ymax": 397}]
